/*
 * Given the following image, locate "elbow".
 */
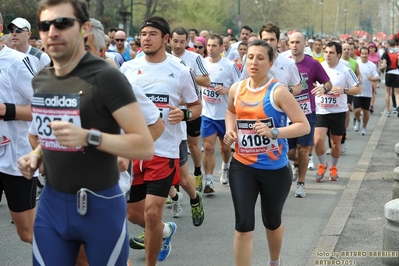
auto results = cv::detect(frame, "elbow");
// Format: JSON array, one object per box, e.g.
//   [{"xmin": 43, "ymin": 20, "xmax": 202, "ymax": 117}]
[{"xmin": 142, "ymin": 142, "xmax": 154, "ymax": 160}]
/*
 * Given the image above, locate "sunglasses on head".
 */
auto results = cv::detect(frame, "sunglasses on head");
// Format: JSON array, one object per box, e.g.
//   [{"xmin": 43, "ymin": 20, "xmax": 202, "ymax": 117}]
[
  {"xmin": 194, "ymin": 45, "xmax": 204, "ymax": 49},
  {"xmin": 9, "ymin": 28, "xmax": 28, "ymax": 34},
  {"xmin": 115, "ymin": 39, "xmax": 125, "ymax": 42},
  {"xmin": 38, "ymin": 17, "xmax": 80, "ymax": 32}
]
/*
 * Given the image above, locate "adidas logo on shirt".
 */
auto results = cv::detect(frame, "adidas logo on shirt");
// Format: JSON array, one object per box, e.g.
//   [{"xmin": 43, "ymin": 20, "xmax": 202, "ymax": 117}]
[
  {"xmin": 138, "ymin": 70, "xmax": 142, "ymax": 75},
  {"xmin": 280, "ymin": 67, "xmax": 284, "ymax": 70},
  {"xmin": 219, "ymin": 68, "xmax": 223, "ymax": 71},
  {"xmin": 168, "ymin": 73, "xmax": 176, "ymax": 78}
]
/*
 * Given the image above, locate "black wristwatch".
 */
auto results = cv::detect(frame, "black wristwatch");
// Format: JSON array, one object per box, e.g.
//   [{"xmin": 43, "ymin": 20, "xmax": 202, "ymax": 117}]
[
  {"xmin": 86, "ymin": 129, "xmax": 102, "ymax": 147},
  {"xmin": 180, "ymin": 109, "xmax": 193, "ymax": 121}
]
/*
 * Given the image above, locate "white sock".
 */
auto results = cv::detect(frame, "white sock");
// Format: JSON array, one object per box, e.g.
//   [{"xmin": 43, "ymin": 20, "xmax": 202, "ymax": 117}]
[
  {"xmin": 222, "ymin": 162, "xmax": 229, "ymax": 169},
  {"xmin": 162, "ymin": 223, "xmax": 171, "ymax": 238},
  {"xmin": 205, "ymin": 174, "xmax": 213, "ymax": 181},
  {"xmin": 269, "ymin": 257, "xmax": 280, "ymax": 266}
]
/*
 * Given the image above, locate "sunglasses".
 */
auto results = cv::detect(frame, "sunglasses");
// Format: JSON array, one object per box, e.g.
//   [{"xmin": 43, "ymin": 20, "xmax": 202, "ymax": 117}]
[
  {"xmin": 115, "ymin": 39, "xmax": 125, "ymax": 42},
  {"xmin": 194, "ymin": 45, "xmax": 204, "ymax": 49},
  {"xmin": 38, "ymin": 17, "xmax": 80, "ymax": 32},
  {"xmin": 9, "ymin": 28, "xmax": 28, "ymax": 34}
]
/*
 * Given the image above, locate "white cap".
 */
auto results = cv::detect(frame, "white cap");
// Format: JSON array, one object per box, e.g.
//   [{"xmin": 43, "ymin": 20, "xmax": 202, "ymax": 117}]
[
  {"xmin": 308, "ymin": 39, "xmax": 315, "ymax": 43},
  {"xmin": 8, "ymin": 17, "xmax": 31, "ymax": 31}
]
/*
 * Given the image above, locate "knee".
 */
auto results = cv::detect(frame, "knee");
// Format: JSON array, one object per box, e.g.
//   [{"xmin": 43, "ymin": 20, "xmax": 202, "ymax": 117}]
[
  {"xmin": 187, "ymin": 142, "xmax": 198, "ymax": 151},
  {"xmin": 145, "ymin": 207, "xmax": 162, "ymax": 226},
  {"xmin": 235, "ymin": 230, "xmax": 253, "ymax": 241},
  {"xmin": 264, "ymin": 219, "xmax": 282, "ymax": 231},
  {"xmin": 178, "ymin": 172, "xmax": 188, "ymax": 187},
  {"xmin": 203, "ymin": 141, "xmax": 214, "ymax": 153},
  {"xmin": 297, "ymin": 146, "xmax": 308, "ymax": 156}
]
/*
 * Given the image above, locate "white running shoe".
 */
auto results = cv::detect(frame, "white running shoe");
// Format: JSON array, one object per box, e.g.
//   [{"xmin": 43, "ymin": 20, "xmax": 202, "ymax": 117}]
[
  {"xmin": 171, "ymin": 192, "xmax": 183, "ymax": 218},
  {"xmin": 308, "ymin": 156, "xmax": 315, "ymax": 170},
  {"xmin": 354, "ymin": 120, "xmax": 360, "ymax": 132},
  {"xmin": 361, "ymin": 128, "xmax": 366, "ymax": 136},
  {"xmin": 341, "ymin": 143, "xmax": 347, "ymax": 154},
  {"xmin": 292, "ymin": 165, "xmax": 299, "ymax": 181},
  {"xmin": 220, "ymin": 168, "xmax": 229, "ymax": 185},
  {"xmin": 386, "ymin": 111, "xmax": 391, "ymax": 117},
  {"xmin": 295, "ymin": 183, "xmax": 306, "ymax": 198}
]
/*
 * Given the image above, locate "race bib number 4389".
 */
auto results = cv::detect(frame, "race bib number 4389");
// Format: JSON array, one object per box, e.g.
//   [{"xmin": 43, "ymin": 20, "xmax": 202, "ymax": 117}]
[
  {"xmin": 32, "ymin": 93, "xmax": 83, "ymax": 152},
  {"xmin": 236, "ymin": 118, "xmax": 278, "ymax": 155}
]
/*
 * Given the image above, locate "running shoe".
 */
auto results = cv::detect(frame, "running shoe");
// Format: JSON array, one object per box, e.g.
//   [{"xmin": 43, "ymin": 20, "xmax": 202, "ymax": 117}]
[
  {"xmin": 295, "ymin": 183, "xmax": 306, "ymax": 198},
  {"xmin": 316, "ymin": 163, "xmax": 328, "ymax": 182},
  {"xmin": 361, "ymin": 128, "xmax": 366, "ymax": 136},
  {"xmin": 329, "ymin": 166, "xmax": 339, "ymax": 181},
  {"xmin": 392, "ymin": 107, "xmax": 398, "ymax": 114},
  {"xmin": 165, "ymin": 195, "xmax": 172, "ymax": 205},
  {"xmin": 171, "ymin": 192, "xmax": 183, "ymax": 218},
  {"xmin": 194, "ymin": 173, "xmax": 203, "ymax": 192},
  {"xmin": 326, "ymin": 148, "xmax": 331, "ymax": 155},
  {"xmin": 130, "ymin": 230, "xmax": 145, "ymax": 250},
  {"xmin": 354, "ymin": 120, "xmax": 360, "ymax": 132},
  {"xmin": 308, "ymin": 156, "xmax": 315, "ymax": 170},
  {"xmin": 386, "ymin": 111, "xmax": 391, "ymax": 117},
  {"xmin": 220, "ymin": 168, "xmax": 229, "ymax": 185},
  {"xmin": 292, "ymin": 165, "xmax": 299, "ymax": 181},
  {"xmin": 341, "ymin": 143, "xmax": 347, "ymax": 154},
  {"xmin": 157, "ymin": 222, "xmax": 177, "ymax": 261},
  {"xmin": 203, "ymin": 179, "xmax": 215, "ymax": 194},
  {"xmin": 191, "ymin": 191, "xmax": 205, "ymax": 226}
]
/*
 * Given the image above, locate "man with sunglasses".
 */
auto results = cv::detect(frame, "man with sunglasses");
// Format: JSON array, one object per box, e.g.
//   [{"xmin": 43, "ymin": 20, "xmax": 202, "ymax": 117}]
[
  {"xmin": 8, "ymin": 17, "xmax": 51, "ymax": 72},
  {"xmin": 0, "ymin": 11, "xmax": 37, "ymax": 245},
  {"xmin": 17, "ymin": 0, "xmax": 155, "ymax": 265},
  {"xmin": 114, "ymin": 30, "xmax": 135, "ymax": 61}
]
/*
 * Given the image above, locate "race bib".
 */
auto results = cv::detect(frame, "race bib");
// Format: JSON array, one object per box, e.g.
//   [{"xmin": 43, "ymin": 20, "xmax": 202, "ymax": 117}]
[
  {"xmin": 236, "ymin": 118, "xmax": 279, "ymax": 155},
  {"xmin": 295, "ymin": 93, "xmax": 311, "ymax": 114},
  {"xmin": 202, "ymin": 82, "xmax": 223, "ymax": 103},
  {"xmin": 32, "ymin": 93, "xmax": 83, "ymax": 152},
  {"xmin": 318, "ymin": 94, "xmax": 339, "ymax": 109},
  {"xmin": 146, "ymin": 94, "xmax": 169, "ymax": 122}
]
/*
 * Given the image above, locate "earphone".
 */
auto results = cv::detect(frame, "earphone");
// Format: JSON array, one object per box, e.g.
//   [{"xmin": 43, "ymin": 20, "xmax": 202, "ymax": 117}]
[{"xmin": 81, "ymin": 30, "xmax": 85, "ymax": 36}]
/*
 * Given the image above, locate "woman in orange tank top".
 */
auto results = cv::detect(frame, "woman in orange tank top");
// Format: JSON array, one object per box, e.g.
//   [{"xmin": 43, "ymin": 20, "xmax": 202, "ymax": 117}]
[{"xmin": 223, "ymin": 40, "xmax": 309, "ymax": 266}]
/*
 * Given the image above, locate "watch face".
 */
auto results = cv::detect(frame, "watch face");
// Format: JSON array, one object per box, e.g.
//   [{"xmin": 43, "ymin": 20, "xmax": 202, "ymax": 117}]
[{"xmin": 90, "ymin": 135, "xmax": 100, "ymax": 143}]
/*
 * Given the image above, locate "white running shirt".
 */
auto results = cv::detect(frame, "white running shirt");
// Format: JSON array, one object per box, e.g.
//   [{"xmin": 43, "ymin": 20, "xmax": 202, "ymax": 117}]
[
  {"xmin": 0, "ymin": 45, "xmax": 35, "ymax": 176},
  {"xmin": 316, "ymin": 61, "xmax": 359, "ymax": 114},
  {"xmin": 356, "ymin": 59, "xmax": 378, "ymax": 98},
  {"xmin": 120, "ymin": 53, "xmax": 198, "ymax": 158},
  {"xmin": 202, "ymin": 57, "xmax": 240, "ymax": 120}
]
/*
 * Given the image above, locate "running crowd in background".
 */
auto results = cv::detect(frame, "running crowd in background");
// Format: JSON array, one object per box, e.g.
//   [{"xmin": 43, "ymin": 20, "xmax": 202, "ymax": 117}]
[{"xmin": 0, "ymin": 0, "xmax": 398, "ymax": 265}]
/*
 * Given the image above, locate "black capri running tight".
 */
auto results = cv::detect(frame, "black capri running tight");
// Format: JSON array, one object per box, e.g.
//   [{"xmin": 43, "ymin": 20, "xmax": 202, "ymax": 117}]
[{"xmin": 229, "ymin": 158, "xmax": 291, "ymax": 232}]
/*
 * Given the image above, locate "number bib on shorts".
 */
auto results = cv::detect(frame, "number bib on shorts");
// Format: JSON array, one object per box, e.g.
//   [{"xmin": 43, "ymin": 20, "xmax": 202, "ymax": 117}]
[
  {"xmin": 295, "ymin": 93, "xmax": 311, "ymax": 114},
  {"xmin": 146, "ymin": 94, "xmax": 169, "ymax": 122},
  {"xmin": 202, "ymin": 82, "xmax": 222, "ymax": 103},
  {"xmin": 32, "ymin": 93, "xmax": 83, "ymax": 152},
  {"xmin": 236, "ymin": 118, "xmax": 278, "ymax": 155}
]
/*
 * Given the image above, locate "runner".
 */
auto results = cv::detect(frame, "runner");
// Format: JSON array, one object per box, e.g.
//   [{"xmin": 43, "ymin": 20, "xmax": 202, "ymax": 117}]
[
  {"xmin": 224, "ymin": 39, "xmax": 309, "ymax": 266},
  {"xmin": 17, "ymin": 1, "xmax": 154, "ymax": 265},
  {"xmin": 314, "ymin": 42, "xmax": 362, "ymax": 182}
]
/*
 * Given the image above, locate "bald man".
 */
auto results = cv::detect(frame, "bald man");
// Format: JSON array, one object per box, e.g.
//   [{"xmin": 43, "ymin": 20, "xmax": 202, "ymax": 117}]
[
  {"xmin": 114, "ymin": 30, "xmax": 135, "ymax": 61},
  {"xmin": 287, "ymin": 32, "xmax": 332, "ymax": 198}
]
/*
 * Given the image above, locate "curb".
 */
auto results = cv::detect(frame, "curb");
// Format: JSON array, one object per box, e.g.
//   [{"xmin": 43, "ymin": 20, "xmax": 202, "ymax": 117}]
[{"xmin": 306, "ymin": 113, "xmax": 388, "ymax": 266}]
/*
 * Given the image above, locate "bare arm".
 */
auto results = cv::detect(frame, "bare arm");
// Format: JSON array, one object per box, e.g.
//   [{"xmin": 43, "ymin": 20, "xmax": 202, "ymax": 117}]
[
  {"xmin": 148, "ymin": 117, "xmax": 165, "ymax": 141},
  {"xmin": 0, "ymin": 104, "xmax": 32, "ymax": 121},
  {"xmin": 271, "ymin": 86, "xmax": 310, "ymax": 138},
  {"xmin": 195, "ymin": 75, "xmax": 211, "ymax": 87}
]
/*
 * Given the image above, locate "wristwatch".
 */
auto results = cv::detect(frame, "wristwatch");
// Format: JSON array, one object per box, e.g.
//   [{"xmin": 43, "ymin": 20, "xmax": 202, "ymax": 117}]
[
  {"xmin": 271, "ymin": 128, "xmax": 279, "ymax": 140},
  {"xmin": 86, "ymin": 129, "xmax": 102, "ymax": 147},
  {"xmin": 181, "ymin": 109, "xmax": 193, "ymax": 121},
  {"xmin": 344, "ymin": 87, "xmax": 349, "ymax": 94}
]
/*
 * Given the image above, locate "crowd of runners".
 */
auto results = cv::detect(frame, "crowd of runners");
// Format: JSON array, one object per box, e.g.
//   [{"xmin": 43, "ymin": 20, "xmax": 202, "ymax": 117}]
[{"xmin": 1, "ymin": 0, "xmax": 399, "ymax": 265}]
